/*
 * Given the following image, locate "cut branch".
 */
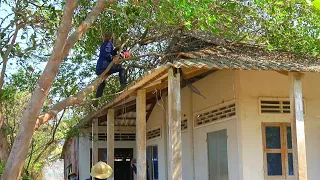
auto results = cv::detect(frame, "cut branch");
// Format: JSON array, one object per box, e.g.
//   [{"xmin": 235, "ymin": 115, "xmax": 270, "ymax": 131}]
[{"xmin": 34, "ymin": 52, "xmax": 179, "ymax": 129}]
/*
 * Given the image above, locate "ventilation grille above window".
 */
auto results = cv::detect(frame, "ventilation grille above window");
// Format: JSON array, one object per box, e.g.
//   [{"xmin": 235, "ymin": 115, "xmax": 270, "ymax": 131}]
[
  {"xmin": 181, "ymin": 119, "xmax": 188, "ymax": 131},
  {"xmin": 259, "ymin": 98, "xmax": 306, "ymax": 114},
  {"xmin": 89, "ymin": 133, "xmax": 136, "ymax": 141},
  {"xmin": 147, "ymin": 127, "xmax": 161, "ymax": 140},
  {"xmin": 194, "ymin": 101, "xmax": 236, "ymax": 127}
]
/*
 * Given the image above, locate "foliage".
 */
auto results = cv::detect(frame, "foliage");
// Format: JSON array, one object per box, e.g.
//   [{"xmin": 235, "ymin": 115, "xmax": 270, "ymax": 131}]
[{"xmin": 1, "ymin": 70, "xmax": 77, "ymax": 179}]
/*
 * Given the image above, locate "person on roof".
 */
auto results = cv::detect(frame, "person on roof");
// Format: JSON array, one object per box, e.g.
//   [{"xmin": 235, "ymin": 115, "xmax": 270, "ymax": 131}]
[{"xmin": 95, "ymin": 32, "xmax": 130, "ymax": 100}]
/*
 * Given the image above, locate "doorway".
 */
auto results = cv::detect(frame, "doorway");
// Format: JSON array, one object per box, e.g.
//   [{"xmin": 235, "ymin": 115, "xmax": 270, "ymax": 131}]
[
  {"xmin": 207, "ymin": 129, "xmax": 229, "ymax": 180},
  {"xmin": 90, "ymin": 148, "xmax": 134, "ymax": 180}
]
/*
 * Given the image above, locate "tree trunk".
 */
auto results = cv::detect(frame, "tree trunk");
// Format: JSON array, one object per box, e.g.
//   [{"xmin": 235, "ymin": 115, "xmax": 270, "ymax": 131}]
[
  {"xmin": 2, "ymin": 0, "xmax": 118, "ymax": 179},
  {"xmin": 0, "ymin": 128, "xmax": 9, "ymax": 162},
  {"xmin": 2, "ymin": 0, "xmax": 77, "ymax": 179}
]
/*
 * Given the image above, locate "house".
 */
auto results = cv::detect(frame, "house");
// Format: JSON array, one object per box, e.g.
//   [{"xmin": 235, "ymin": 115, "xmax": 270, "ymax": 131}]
[{"xmin": 61, "ymin": 42, "xmax": 320, "ymax": 180}]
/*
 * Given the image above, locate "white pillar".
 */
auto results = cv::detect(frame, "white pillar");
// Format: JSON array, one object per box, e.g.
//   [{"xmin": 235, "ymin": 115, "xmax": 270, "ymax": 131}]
[
  {"xmin": 168, "ymin": 68, "xmax": 182, "ymax": 180},
  {"xmin": 187, "ymin": 88, "xmax": 195, "ymax": 180},
  {"xmin": 136, "ymin": 89, "xmax": 146, "ymax": 180},
  {"xmin": 107, "ymin": 109, "xmax": 115, "ymax": 180},
  {"xmin": 92, "ymin": 119, "xmax": 99, "ymax": 166},
  {"xmin": 289, "ymin": 72, "xmax": 308, "ymax": 180}
]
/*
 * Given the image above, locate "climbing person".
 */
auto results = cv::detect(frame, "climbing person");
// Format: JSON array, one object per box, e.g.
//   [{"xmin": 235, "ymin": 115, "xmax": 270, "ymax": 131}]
[
  {"xmin": 90, "ymin": 161, "xmax": 113, "ymax": 180},
  {"xmin": 95, "ymin": 32, "xmax": 130, "ymax": 100}
]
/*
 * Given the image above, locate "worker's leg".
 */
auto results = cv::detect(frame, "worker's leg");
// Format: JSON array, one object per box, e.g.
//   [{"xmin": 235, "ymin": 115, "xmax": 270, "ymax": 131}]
[
  {"xmin": 110, "ymin": 65, "xmax": 127, "ymax": 86},
  {"xmin": 95, "ymin": 80, "xmax": 106, "ymax": 98},
  {"xmin": 95, "ymin": 68, "xmax": 107, "ymax": 98},
  {"xmin": 119, "ymin": 66, "xmax": 127, "ymax": 86}
]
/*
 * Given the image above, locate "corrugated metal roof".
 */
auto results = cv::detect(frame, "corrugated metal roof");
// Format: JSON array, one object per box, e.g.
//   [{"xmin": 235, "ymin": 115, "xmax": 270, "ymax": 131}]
[{"xmin": 174, "ymin": 45, "xmax": 320, "ymax": 72}]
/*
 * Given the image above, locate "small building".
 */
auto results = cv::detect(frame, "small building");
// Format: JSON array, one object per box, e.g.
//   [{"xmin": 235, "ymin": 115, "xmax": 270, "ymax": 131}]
[{"xmin": 62, "ymin": 42, "xmax": 320, "ymax": 180}]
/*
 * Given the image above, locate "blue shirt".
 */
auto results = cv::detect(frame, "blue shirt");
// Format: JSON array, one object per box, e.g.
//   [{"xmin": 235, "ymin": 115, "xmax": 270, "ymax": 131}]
[{"xmin": 96, "ymin": 41, "xmax": 116, "ymax": 70}]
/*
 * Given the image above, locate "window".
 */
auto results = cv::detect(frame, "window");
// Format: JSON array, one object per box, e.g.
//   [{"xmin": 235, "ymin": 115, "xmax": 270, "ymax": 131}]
[
  {"xmin": 181, "ymin": 119, "xmax": 188, "ymax": 131},
  {"xmin": 147, "ymin": 145, "xmax": 159, "ymax": 180},
  {"xmin": 147, "ymin": 127, "xmax": 161, "ymax": 140},
  {"xmin": 194, "ymin": 101, "xmax": 236, "ymax": 127},
  {"xmin": 262, "ymin": 123, "xmax": 294, "ymax": 179},
  {"xmin": 259, "ymin": 97, "xmax": 306, "ymax": 114}
]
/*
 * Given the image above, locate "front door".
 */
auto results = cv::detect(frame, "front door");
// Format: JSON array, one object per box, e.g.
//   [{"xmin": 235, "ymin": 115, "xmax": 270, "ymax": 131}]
[
  {"xmin": 90, "ymin": 148, "xmax": 134, "ymax": 180},
  {"xmin": 207, "ymin": 129, "xmax": 229, "ymax": 180}
]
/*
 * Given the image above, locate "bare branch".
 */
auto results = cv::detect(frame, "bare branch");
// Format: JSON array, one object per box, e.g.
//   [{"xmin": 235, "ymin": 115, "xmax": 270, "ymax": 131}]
[
  {"xmin": 34, "ymin": 51, "xmax": 179, "ymax": 129},
  {"xmin": 0, "ymin": 24, "xmax": 21, "ymax": 91}
]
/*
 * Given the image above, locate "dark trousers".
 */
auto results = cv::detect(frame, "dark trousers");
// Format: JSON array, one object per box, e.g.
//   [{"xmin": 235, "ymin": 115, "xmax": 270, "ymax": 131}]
[{"xmin": 95, "ymin": 64, "xmax": 126, "ymax": 98}]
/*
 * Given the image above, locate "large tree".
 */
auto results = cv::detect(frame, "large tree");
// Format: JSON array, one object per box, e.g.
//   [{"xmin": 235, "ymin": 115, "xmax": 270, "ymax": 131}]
[{"xmin": 1, "ymin": 0, "xmax": 320, "ymax": 179}]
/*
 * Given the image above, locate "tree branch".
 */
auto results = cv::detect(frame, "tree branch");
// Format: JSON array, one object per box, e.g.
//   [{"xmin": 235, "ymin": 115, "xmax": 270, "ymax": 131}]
[{"xmin": 34, "ymin": 52, "xmax": 179, "ymax": 129}]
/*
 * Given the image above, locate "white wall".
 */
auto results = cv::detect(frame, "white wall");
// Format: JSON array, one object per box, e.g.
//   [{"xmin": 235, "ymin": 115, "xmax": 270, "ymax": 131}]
[
  {"xmin": 193, "ymin": 119, "xmax": 239, "ymax": 180},
  {"xmin": 78, "ymin": 136, "xmax": 136, "ymax": 180},
  {"xmin": 237, "ymin": 71, "xmax": 320, "ymax": 180},
  {"xmin": 146, "ymin": 70, "xmax": 240, "ymax": 180},
  {"xmin": 147, "ymin": 100, "xmax": 167, "ymax": 180}
]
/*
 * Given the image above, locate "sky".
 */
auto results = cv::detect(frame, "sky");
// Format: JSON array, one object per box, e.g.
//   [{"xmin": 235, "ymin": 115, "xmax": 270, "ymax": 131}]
[{"xmin": 43, "ymin": 160, "xmax": 64, "ymax": 180}]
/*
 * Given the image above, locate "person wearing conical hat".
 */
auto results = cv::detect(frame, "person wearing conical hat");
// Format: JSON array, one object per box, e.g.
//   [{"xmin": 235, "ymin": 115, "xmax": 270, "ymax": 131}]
[{"xmin": 90, "ymin": 161, "xmax": 113, "ymax": 180}]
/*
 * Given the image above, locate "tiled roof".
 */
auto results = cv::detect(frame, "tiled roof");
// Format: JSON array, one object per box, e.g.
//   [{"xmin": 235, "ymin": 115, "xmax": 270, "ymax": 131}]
[{"xmin": 174, "ymin": 44, "xmax": 320, "ymax": 72}]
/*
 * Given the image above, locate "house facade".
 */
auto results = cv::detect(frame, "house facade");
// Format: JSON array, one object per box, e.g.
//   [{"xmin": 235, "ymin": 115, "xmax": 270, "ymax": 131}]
[{"xmin": 62, "ymin": 45, "xmax": 320, "ymax": 180}]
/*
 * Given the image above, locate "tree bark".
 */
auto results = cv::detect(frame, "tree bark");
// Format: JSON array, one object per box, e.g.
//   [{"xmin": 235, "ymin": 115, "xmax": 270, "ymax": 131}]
[
  {"xmin": 0, "ymin": 128, "xmax": 9, "ymax": 162},
  {"xmin": 2, "ymin": 0, "xmax": 77, "ymax": 179},
  {"xmin": 3, "ymin": 0, "xmax": 119, "ymax": 178}
]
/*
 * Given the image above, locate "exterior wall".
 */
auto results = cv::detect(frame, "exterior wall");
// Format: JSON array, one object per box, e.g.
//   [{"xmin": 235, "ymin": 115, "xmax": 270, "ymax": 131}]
[
  {"xmin": 147, "ymin": 99, "xmax": 167, "ymax": 180},
  {"xmin": 68, "ymin": 69, "xmax": 320, "ymax": 180},
  {"xmin": 146, "ymin": 70, "xmax": 240, "ymax": 180},
  {"xmin": 237, "ymin": 71, "xmax": 320, "ymax": 180},
  {"xmin": 78, "ymin": 134, "xmax": 136, "ymax": 180},
  {"xmin": 193, "ymin": 118, "xmax": 239, "ymax": 180},
  {"xmin": 63, "ymin": 137, "xmax": 78, "ymax": 179}
]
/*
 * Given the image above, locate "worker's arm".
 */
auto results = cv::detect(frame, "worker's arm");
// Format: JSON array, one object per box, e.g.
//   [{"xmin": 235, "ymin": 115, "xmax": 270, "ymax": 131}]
[{"xmin": 101, "ymin": 41, "xmax": 113, "ymax": 62}]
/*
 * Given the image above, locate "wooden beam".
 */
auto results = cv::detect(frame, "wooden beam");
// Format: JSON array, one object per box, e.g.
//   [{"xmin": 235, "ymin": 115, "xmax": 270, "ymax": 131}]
[
  {"xmin": 146, "ymin": 100, "xmax": 157, "ymax": 122},
  {"xmin": 289, "ymin": 72, "xmax": 308, "ymax": 180},
  {"xmin": 107, "ymin": 109, "xmax": 115, "ymax": 180},
  {"xmin": 168, "ymin": 68, "xmax": 182, "ymax": 180},
  {"xmin": 136, "ymin": 89, "xmax": 146, "ymax": 180},
  {"xmin": 276, "ymin": 70, "xmax": 289, "ymax": 76},
  {"xmin": 92, "ymin": 118, "xmax": 99, "ymax": 166}
]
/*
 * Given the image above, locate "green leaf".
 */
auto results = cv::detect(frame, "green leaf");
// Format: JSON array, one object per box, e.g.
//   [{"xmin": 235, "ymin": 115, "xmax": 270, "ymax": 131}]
[{"xmin": 312, "ymin": 0, "xmax": 320, "ymax": 10}]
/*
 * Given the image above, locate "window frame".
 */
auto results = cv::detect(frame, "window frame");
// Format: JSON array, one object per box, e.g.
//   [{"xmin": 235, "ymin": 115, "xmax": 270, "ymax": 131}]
[{"xmin": 262, "ymin": 122, "xmax": 294, "ymax": 180}]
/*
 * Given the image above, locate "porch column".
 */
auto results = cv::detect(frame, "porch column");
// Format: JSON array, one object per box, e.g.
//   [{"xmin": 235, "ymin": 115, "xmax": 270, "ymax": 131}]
[
  {"xmin": 168, "ymin": 68, "xmax": 182, "ymax": 180},
  {"xmin": 107, "ymin": 109, "xmax": 115, "ymax": 180},
  {"xmin": 136, "ymin": 89, "xmax": 147, "ymax": 180},
  {"xmin": 289, "ymin": 72, "xmax": 308, "ymax": 180},
  {"xmin": 92, "ymin": 118, "xmax": 99, "ymax": 166},
  {"xmin": 188, "ymin": 88, "xmax": 195, "ymax": 180}
]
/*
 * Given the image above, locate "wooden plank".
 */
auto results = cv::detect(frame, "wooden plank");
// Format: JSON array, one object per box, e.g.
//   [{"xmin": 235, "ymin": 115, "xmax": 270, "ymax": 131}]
[
  {"xmin": 146, "ymin": 100, "xmax": 156, "ymax": 122},
  {"xmin": 92, "ymin": 118, "xmax": 99, "ymax": 166},
  {"xmin": 107, "ymin": 109, "xmax": 115, "ymax": 180},
  {"xmin": 289, "ymin": 72, "xmax": 308, "ymax": 180},
  {"xmin": 168, "ymin": 68, "xmax": 182, "ymax": 180},
  {"xmin": 136, "ymin": 89, "xmax": 146, "ymax": 180},
  {"xmin": 187, "ymin": 88, "xmax": 195, "ymax": 180}
]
